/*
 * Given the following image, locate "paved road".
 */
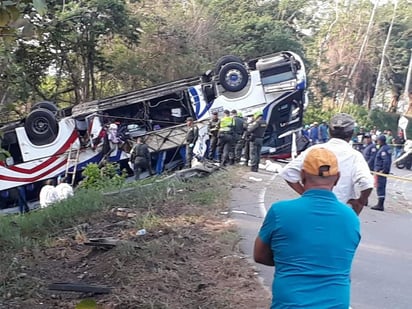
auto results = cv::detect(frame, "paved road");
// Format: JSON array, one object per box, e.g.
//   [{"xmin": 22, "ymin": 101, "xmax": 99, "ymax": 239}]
[{"xmin": 231, "ymin": 167, "xmax": 412, "ymax": 309}]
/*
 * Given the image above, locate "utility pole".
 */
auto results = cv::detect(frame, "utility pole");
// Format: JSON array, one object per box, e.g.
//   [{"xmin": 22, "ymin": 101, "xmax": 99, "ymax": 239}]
[
  {"xmin": 404, "ymin": 49, "xmax": 412, "ymax": 115},
  {"xmin": 405, "ymin": 49, "xmax": 412, "ymax": 99}
]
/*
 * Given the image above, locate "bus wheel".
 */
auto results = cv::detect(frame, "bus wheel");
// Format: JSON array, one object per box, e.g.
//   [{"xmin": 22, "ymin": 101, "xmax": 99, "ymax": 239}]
[
  {"xmin": 396, "ymin": 161, "xmax": 405, "ymax": 169},
  {"xmin": 25, "ymin": 108, "xmax": 59, "ymax": 145},
  {"xmin": 215, "ymin": 55, "xmax": 243, "ymax": 74},
  {"xmin": 218, "ymin": 62, "xmax": 249, "ymax": 92},
  {"xmin": 30, "ymin": 101, "xmax": 58, "ymax": 113}
]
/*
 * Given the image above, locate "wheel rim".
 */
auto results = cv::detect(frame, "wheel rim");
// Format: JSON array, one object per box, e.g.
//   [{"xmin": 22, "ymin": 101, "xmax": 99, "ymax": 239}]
[
  {"xmin": 225, "ymin": 69, "xmax": 243, "ymax": 88},
  {"xmin": 32, "ymin": 117, "xmax": 49, "ymax": 134}
]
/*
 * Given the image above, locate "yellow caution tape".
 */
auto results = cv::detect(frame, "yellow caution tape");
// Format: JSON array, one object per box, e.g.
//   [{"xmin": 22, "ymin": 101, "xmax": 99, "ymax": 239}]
[{"xmin": 371, "ymin": 171, "xmax": 412, "ymax": 182}]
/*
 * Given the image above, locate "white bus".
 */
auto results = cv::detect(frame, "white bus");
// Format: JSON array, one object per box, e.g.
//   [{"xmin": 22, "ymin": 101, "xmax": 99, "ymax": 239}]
[{"xmin": 0, "ymin": 51, "xmax": 308, "ymax": 208}]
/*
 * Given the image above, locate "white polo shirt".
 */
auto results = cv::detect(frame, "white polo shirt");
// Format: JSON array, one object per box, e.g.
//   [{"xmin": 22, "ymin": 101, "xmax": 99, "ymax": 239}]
[
  {"xmin": 55, "ymin": 183, "xmax": 74, "ymax": 201},
  {"xmin": 280, "ymin": 138, "xmax": 374, "ymax": 204},
  {"xmin": 39, "ymin": 185, "xmax": 59, "ymax": 208}
]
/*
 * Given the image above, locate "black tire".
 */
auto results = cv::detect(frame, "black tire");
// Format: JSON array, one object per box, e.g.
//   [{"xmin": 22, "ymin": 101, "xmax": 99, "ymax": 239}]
[
  {"xmin": 25, "ymin": 108, "xmax": 58, "ymax": 145},
  {"xmin": 406, "ymin": 158, "xmax": 412, "ymax": 170},
  {"xmin": 215, "ymin": 55, "xmax": 243, "ymax": 74},
  {"xmin": 31, "ymin": 101, "xmax": 58, "ymax": 113},
  {"xmin": 218, "ymin": 62, "xmax": 249, "ymax": 92},
  {"xmin": 396, "ymin": 161, "xmax": 405, "ymax": 169}
]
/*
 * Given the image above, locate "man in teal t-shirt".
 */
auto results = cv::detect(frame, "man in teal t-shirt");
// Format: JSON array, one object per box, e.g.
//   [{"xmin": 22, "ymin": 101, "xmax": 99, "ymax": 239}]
[{"xmin": 254, "ymin": 148, "xmax": 360, "ymax": 308}]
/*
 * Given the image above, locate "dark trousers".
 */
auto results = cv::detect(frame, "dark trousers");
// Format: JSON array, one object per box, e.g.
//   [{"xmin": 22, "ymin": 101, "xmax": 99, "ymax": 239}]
[
  {"xmin": 208, "ymin": 135, "xmax": 218, "ymax": 160},
  {"xmin": 134, "ymin": 158, "xmax": 151, "ymax": 180},
  {"xmin": 376, "ymin": 175, "xmax": 387, "ymax": 198},
  {"xmin": 17, "ymin": 186, "xmax": 30, "ymax": 214},
  {"xmin": 243, "ymin": 138, "xmax": 250, "ymax": 161},
  {"xmin": 250, "ymin": 138, "xmax": 263, "ymax": 169},
  {"xmin": 218, "ymin": 133, "xmax": 234, "ymax": 166},
  {"xmin": 185, "ymin": 144, "xmax": 194, "ymax": 168},
  {"xmin": 232, "ymin": 134, "xmax": 243, "ymax": 162}
]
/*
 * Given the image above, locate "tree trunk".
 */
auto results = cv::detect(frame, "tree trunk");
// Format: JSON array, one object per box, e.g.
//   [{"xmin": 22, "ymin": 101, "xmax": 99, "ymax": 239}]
[
  {"xmin": 388, "ymin": 93, "xmax": 400, "ymax": 113},
  {"xmin": 340, "ymin": 0, "xmax": 378, "ymax": 111},
  {"xmin": 372, "ymin": 0, "xmax": 397, "ymax": 111},
  {"xmin": 405, "ymin": 50, "xmax": 412, "ymax": 115}
]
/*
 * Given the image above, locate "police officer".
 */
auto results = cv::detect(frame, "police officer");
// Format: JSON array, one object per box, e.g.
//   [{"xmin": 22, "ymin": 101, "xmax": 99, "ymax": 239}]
[
  {"xmin": 218, "ymin": 110, "xmax": 234, "ymax": 166},
  {"xmin": 208, "ymin": 111, "xmax": 220, "ymax": 160},
  {"xmin": 248, "ymin": 111, "xmax": 267, "ymax": 172},
  {"xmin": 130, "ymin": 136, "xmax": 153, "ymax": 180},
  {"xmin": 230, "ymin": 109, "xmax": 245, "ymax": 163},
  {"xmin": 362, "ymin": 133, "xmax": 377, "ymax": 170},
  {"xmin": 371, "ymin": 135, "xmax": 392, "ymax": 211},
  {"xmin": 185, "ymin": 117, "xmax": 199, "ymax": 168}
]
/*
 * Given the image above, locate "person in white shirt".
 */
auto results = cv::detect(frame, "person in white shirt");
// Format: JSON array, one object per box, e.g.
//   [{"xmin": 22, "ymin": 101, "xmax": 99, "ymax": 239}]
[
  {"xmin": 280, "ymin": 113, "xmax": 374, "ymax": 215},
  {"xmin": 39, "ymin": 179, "xmax": 59, "ymax": 208},
  {"xmin": 55, "ymin": 176, "xmax": 74, "ymax": 201}
]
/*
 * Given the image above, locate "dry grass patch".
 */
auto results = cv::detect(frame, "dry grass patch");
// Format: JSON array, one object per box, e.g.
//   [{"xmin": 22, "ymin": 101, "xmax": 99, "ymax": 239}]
[{"xmin": 0, "ymin": 170, "xmax": 270, "ymax": 309}]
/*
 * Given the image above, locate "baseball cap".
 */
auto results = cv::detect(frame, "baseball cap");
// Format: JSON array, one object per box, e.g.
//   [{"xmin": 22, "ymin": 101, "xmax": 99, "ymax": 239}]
[
  {"xmin": 186, "ymin": 117, "xmax": 194, "ymax": 122},
  {"xmin": 303, "ymin": 148, "xmax": 339, "ymax": 177},
  {"xmin": 363, "ymin": 133, "xmax": 371, "ymax": 138},
  {"xmin": 330, "ymin": 113, "xmax": 355, "ymax": 132},
  {"xmin": 378, "ymin": 134, "xmax": 386, "ymax": 142}
]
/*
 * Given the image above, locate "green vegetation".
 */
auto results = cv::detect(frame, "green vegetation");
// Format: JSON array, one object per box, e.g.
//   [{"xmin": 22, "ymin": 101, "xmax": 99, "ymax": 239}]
[{"xmin": 1, "ymin": 0, "xmax": 410, "ymax": 122}]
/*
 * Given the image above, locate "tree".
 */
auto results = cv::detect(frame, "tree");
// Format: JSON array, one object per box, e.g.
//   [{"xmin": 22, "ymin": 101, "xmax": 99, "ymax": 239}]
[{"xmin": 202, "ymin": 0, "xmax": 304, "ymax": 58}]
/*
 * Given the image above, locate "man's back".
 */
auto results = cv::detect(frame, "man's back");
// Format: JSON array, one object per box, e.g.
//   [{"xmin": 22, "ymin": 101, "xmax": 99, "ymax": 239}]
[
  {"xmin": 280, "ymin": 138, "xmax": 373, "ymax": 203},
  {"xmin": 39, "ymin": 185, "xmax": 58, "ymax": 208},
  {"xmin": 259, "ymin": 189, "xmax": 360, "ymax": 308}
]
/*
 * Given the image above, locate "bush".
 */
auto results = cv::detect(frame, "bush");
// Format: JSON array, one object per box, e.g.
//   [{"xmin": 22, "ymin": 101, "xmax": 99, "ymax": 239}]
[{"xmin": 79, "ymin": 162, "xmax": 126, "ymax": 190}]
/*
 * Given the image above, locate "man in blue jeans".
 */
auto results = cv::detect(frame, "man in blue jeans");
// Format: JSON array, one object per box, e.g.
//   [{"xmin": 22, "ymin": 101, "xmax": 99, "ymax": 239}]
[{"xmin": 254, "ymin": 148, "xmax": 360, "ymax": 308}]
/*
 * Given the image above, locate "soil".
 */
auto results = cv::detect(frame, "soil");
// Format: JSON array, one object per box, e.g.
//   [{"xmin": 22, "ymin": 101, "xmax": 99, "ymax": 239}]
[{"xmin": 0, "ymin": 170, "xmax": 271, "ymax": 309}]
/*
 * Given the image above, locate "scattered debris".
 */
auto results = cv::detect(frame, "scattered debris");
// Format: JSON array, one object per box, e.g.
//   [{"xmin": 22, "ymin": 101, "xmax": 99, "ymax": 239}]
[
  {"xmin": 111, "ymin": 207, "xmax": 137, "ymax": 218},
  {"xmin": 231, "ymin": 210, "xmax": 248, "ymax": 215},
  {"xmin": 48, "ymin": 282, "xmax": 111, "ymax": 294},
  {"xmin": 84, "ymin": 238, "xmax": 140, "ymax": 249},
  {"xmin": 258, "ymin": 160, "xmax": 282, "ymax": 173},
  {"xmin": 136, "ymin": 229, "xmax": 147, "ymax": 236},
  {"xmin": 248, "ymin": 176, "xmax": 262, "ymax": 182}
]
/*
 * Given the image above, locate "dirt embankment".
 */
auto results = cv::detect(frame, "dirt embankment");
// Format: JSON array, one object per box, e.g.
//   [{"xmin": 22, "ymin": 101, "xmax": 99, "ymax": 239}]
[{"xmin": 0, "ymin": 170, "xmax": 270, "ymax": 309}]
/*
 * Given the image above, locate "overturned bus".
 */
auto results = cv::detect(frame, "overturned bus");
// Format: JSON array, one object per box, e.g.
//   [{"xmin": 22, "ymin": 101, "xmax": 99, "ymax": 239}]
[{"xmin": 0, "ymin": 51, "xmax": 309, "ymax": 208}]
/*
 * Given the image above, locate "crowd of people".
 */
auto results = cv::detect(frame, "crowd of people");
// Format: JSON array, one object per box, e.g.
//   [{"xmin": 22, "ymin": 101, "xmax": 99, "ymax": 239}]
[{"xmin": 200, "ymin": 109, "xmax": 267, "ymax": 172}]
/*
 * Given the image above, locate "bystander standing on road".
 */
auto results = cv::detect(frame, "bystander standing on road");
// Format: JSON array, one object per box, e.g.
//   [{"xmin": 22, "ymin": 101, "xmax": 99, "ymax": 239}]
[
  {"xmin": 393, "ymin": 130, "xmax": 405, "ymax": 159},
  {"xmin": 309, "ymin": 121, "xmax": 320, "ymax": 144},
  {"xmin": 280, "ymin": 113, "xmax": 374, "ymax": 215},
  {"xmin": 371, "ymin": 135, "xmax": 392, "ymax": 211},
  {"xmin": 362, "ymin": 133, "xmax": 377, "ymax": 171},
  {"xmin": 254, "ymin": 148, "xmax": 360, "ymax": 308},
  {"xmin": 319, "ymin": 120, "xmax": 329, "ymax": 143}
]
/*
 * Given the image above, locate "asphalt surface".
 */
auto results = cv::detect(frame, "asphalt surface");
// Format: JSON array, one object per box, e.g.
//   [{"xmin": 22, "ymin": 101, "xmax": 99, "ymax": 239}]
[{"xmin": 230, "ymin": 164, "xmax": 412, "ymax": 309}]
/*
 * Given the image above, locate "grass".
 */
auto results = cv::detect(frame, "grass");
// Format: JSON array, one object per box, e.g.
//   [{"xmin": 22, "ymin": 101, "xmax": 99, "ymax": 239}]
[
  {"xmin": 0, "ymin": 167, "xmax": 271, "ymax": 308},
  {"xmin": 0, "ymin": 172, "xmax": 231, "ymax": 251}
]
